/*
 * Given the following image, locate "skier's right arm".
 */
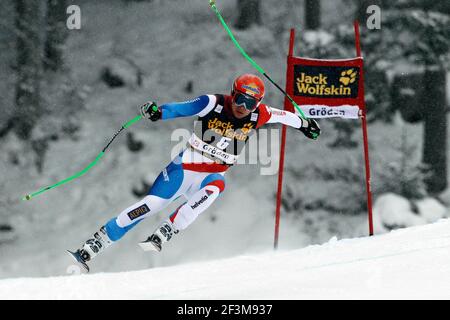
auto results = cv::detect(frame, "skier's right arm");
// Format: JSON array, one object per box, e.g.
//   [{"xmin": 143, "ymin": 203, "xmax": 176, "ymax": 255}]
[{"xmin": 140, "ymin": 95, "xmax": 217, "ymax": 121}]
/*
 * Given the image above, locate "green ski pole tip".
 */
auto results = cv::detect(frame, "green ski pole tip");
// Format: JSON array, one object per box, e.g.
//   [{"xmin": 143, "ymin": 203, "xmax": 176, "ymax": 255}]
[
  {"xmin": 209, "ymin": 0, "xmax": 216, "ymax": 6},
  {"xmin": 23, "ymin": 195, "xmax": 31, "ymax": 201}
]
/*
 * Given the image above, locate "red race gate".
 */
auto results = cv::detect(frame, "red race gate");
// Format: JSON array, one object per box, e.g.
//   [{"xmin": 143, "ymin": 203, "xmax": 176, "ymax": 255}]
[{"xmin": 274, "ymin": 22, "xmax": 373, "ymax": 249}]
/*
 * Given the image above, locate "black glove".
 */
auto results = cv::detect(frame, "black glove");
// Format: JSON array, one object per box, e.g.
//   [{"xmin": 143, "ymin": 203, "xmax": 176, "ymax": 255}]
[
  {"xmin": 140, "ymin": 101, "xmax": 161, "ymax": 121},
  {"xmin": 299, "ymin": 118, "xmax": 321, "ymax": 140}
]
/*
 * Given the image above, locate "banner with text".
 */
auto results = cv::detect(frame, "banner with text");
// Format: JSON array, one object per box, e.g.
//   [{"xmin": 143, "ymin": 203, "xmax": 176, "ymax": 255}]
[{"xmin": 286, "ymin": 57, "xmax": 365, "ymax": 119}]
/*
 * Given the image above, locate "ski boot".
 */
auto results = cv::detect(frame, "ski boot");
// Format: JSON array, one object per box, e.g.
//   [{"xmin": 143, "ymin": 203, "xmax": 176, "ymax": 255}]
[
  {"xmin": 67, "ymin": 226, "xmax": 112, "ymax": 273},
  {"xmin": 139, "ymin": 220, "xmax": 178, "ymax": 252}
]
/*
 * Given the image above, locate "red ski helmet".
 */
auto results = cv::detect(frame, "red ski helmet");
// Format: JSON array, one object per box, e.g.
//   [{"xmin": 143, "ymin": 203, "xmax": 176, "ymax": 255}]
[{"xmin": 231, "ymin": 74, "xmax": 265, "ymax": 111}]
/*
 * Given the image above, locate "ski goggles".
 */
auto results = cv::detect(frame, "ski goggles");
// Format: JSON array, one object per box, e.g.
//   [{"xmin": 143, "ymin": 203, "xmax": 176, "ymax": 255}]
[{"xmin": 232, "ymin": 92, "xmax": 260, "ymax": 111}]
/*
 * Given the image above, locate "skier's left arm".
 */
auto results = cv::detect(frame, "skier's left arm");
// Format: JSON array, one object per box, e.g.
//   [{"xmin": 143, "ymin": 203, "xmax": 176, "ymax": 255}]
[{"xmin": 257, "ymin": 105, "xmax": 321, "ymax": 140}]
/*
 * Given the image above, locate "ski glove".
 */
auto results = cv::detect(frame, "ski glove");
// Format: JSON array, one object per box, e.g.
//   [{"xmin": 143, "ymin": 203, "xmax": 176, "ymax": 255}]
[
  {"xmin": 140, "ymin": 101, "xmax": 161, "ymax": 121},
  {"xmin": 299, "ymin": 118, "xmax": 321, "ymax": 140}
]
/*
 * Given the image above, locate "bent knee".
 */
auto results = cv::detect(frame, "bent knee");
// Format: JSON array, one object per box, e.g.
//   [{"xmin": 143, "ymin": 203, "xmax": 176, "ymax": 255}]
[
  {"xmin": 201, "ymin": 174, "xmax": 226, "ymax": 193},
  {"xmin": 116, "ymin": 195, "xmax": 170, "ymax": 227}
]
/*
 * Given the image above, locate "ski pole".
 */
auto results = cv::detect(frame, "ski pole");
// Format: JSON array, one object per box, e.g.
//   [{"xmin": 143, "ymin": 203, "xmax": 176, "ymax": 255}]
[
  {"xmin": 208, "ymin": 0, "xmax": 308, "ymax": 120},
  {"xmin": 22, "ymin": 115, "xmax": 143, "ymax": 201}
]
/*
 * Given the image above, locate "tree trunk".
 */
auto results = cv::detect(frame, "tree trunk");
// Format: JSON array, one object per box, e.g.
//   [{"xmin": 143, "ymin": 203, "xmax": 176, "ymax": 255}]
[
  {"xmin": 235, "ymin": 0, "xmax": 261, "ymax": 30},
  {"xmin": 45, "ymin": 0, "xmax": 67, "ymax": 71},
  {"xmin": 14, "ymin": 0, "xmax": 46, "ymax": 140},
  {"xmin": 422, "ymin": 68, "xmax": 448, "ymax": 194},
  {"xmin": 305, "ymin": 0, "xmax": 321, "ymax": 30}
]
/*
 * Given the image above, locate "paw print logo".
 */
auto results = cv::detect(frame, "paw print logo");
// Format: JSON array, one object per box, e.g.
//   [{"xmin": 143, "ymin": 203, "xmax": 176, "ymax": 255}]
[
  {"xmin": 241, "ymin": 123, "xmax": 253, "ymax": 134},
  {"xmin": 339, "ymin": 69, "xmax": 357, "ymax": 86}
]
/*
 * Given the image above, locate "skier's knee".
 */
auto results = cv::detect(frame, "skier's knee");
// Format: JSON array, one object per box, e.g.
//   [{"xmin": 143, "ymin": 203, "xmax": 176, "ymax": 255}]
[
  {"xmin": 201, "ymin": 174, "xmax": 225, "ymax": 193},
  {"xmin": 169, "ymin": 205, "xmax": 193, "ymax": 231},
  {"xmin": 170, "ymin": 180, "xmax": 222, "ymax": 231},
  {"xmin": 116, "ymin": 195, "xmax": 169, "ymax": 228},
  {"xmin": 142, "ymin": 195, "xmax": 169, "ymax": 212}
]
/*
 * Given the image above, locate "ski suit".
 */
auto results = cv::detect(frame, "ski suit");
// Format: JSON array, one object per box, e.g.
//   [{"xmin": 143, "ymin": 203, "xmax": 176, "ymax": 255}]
[{"xmin": 103, "ymin": 94, "xmax": 303, "ymax": 241}]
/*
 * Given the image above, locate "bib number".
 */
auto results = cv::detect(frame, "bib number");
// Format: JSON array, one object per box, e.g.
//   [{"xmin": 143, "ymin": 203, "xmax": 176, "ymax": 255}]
[{"xmin": 216, "ymin": 137, "xmax": 232, "ymax": 150}]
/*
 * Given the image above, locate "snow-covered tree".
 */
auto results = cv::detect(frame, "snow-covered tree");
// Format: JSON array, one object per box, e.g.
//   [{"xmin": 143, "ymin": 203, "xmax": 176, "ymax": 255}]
[
  {"xmin": 376, "ymin": 125, "xmax": 429, "ymax": 200},
  {"xmin": 304, "ymin": 0, "xmax": 321, "ymax": 30},
  {"xmin": 44, "ymin": 0, "xmax": 68, "ymax": 71},
  {"xmin": 352, "ymin": 0, "xmax": 450, "ymax": 194},
  {"xmin": 235, "ymin": 0, "xmax": 261, "ymax": 30},
  {"xmin": 382, "ymin": 6, "xmax": 450, "ymax": 194}
]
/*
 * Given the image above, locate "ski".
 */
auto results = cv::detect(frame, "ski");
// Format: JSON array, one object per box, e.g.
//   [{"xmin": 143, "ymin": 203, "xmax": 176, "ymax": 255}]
[
  {"xmin": 67, "ymin": 250, "xmax": 90, "ymax": 273},
  {"xmin": 138, "ymin": 235, "xmax": 162, "ymax": 252}
]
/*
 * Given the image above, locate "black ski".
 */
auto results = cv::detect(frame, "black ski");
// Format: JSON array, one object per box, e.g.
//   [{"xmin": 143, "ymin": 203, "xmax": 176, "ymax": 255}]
[{"xmin": 67, "ymin": 250, "xmax": 90, "ymax": 273}]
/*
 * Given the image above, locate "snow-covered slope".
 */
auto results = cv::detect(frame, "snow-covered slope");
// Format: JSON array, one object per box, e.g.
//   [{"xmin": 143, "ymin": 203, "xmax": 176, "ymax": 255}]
[{"xmin": 1, "ymin": 219, "xmax": 450, "ymax": 300}]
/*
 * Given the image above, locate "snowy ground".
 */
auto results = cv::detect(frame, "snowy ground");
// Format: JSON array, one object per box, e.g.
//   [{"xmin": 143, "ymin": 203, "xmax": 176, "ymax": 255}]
[{"xmin": 1, "ymin": 218, "xmax": 450, "ymax": 300}]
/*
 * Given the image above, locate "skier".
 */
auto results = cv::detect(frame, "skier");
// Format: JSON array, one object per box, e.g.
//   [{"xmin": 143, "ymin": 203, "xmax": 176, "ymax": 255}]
[{"xmin": 68, "ymin": 73, "xmax": 320, "ymax": 272}]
